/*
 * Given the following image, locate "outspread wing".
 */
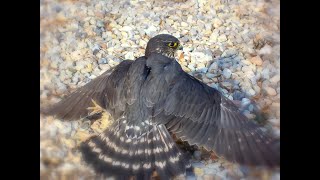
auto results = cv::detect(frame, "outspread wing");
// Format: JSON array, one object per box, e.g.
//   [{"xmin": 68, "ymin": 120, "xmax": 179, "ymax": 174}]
[
  {"xmin": 43, "ymin": 60, "xmax": 133, "ymax": 120},
  {"xmin": 146, "ymin": 54, "xmax": 280, "ymax": 166}
]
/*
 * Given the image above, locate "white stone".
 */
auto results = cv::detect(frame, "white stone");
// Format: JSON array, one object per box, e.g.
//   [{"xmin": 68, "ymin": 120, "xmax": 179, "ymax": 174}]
[
  {"xmin": 210, "ymin": 32, "xmax": 219, "ymax": 42},
  {"xmin": 213, "ymin": 18, "xmax": 223, "ymax": 28},
  {"xmin": 270, "ymin": 74, "xmax": 280, "ymax": 84},
  {"xmin": 218, "ymin": 34, "xmax": 227, "ymax": 42},
  {"xmin": 144, "ymin": 25, "xmax": 157, "ymax": 36},
  {"xmin": 258, "ymin": 44, "xmax": 273, "ymax": 55},
  {"xmin": 181, "ymin": 22, "xmax": 188, "ymax": 27},
  {"xmin": 264, "ymin": 87, "xmax": 277, "ymax": 96},
  {"xmin": 125, "ymin": 52, "xmax": 135, "ymax": 60},
  {"xmin": 121, "ymin": 26, "xmax": 133, "ymax": 31}
]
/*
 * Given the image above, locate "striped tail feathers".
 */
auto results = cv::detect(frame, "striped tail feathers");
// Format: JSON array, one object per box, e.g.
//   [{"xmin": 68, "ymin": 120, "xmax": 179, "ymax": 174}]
[
  {"xmin": 79, "ymin": 121, "xmax": 190, "ymax": 179},
  {"xmin": 153, "ymin": 125, "xmax": 191, "ymax": 179}
]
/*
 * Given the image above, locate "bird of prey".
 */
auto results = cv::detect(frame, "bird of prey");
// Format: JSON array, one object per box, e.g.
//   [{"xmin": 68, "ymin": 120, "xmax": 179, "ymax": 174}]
[{"xmin": 43, "ymin": 34, "xmax": 280, "ymax": 179}]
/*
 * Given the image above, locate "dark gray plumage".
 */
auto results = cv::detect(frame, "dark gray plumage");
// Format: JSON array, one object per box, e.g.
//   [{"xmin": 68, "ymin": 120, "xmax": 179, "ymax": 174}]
[{"xmin": 43, "ymin": 34, "xmax": 279, "ymax": 179}]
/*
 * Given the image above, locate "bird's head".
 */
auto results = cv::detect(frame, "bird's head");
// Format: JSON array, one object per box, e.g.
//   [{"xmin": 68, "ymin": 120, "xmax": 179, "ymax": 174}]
[{"xmin": 145, "ymin": 34, "xmax": 183, "ymax": 58}]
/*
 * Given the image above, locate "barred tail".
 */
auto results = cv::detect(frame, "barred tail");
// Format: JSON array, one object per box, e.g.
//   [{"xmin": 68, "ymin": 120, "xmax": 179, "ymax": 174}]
[{"xmin": 79, "ymin": 122, "xmax": 190, "ymax": 179}]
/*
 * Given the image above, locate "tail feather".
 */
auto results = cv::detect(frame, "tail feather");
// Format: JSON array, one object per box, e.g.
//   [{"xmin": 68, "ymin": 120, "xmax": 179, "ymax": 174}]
[
  {"xmin": 80, "ymin": 121, "xmax": 190, "ymax": 179},
  {"xmin": 153, "ymin": 125, "xmax": 189, "ymax": 179}
]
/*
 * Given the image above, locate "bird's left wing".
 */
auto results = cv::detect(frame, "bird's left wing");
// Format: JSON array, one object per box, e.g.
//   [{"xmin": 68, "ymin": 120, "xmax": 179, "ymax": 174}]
[{"xmin": 149, "ymin": 59, "xmax": 280, "ymax": 167}]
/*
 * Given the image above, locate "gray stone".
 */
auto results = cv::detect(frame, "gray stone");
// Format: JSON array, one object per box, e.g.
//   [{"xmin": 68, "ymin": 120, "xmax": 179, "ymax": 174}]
[
  {"xmin": 188, "ymin": 64, "xmax": 196, "ymax": 72},
  {"xmin": 208, "ymin": 62, "xmax": 218, "ymax": 73},
  {"xmin": 193, "ymin": 151, "xmax": 202, "ymax": 160},
  {"xmin": 222, "ymin": 69, "xmax": 232, "ymax": 79},
  {"xmin": 233, "ymin": 91, "xmax": 245, "ymax": 100},
  {"xmin": 98, "ymin": 58, "xmax": 108, "ymax": 64},
  {"xmin": 241, "ymin": 98, "xmax": 251, "ymax": 107},
  {"xmin": 221, "ymin": 81, "xmax": 233, "ymax": 89},
  {"xmin": 248, "ymin": 104, "xmax": 254, "ymax": 112},
  {"xmin": 261, "ymin": 68, "xmax": 270, "ymax": 79},
  {"xmin": 96, "ymin": 20, "xmax": 104, "ymax": 28},
  {"xmin": 206, "ymin": 73, "xmax": 216, "ymax": 79},
  {"xmin": 92, "ymin": 44, "xmax": 101, "ymax": 55}
]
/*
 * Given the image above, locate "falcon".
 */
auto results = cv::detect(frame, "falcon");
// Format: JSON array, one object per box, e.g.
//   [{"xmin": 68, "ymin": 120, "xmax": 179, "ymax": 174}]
[{"xmin": 43, "ymin": 34, "xmax": 280, "ymax": 179}]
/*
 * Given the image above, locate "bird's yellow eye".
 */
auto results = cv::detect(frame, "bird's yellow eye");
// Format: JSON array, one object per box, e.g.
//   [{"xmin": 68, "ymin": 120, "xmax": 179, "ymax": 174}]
[{"xmin": 168, "ymin": 42, "xmax": 178, "ymax": 48}]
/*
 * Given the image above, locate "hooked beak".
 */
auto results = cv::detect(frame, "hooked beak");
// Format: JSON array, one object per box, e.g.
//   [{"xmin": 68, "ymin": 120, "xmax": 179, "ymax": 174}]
[{"xmin": 178, "ymin": 44, "xmax": 183, "ymax": 50}]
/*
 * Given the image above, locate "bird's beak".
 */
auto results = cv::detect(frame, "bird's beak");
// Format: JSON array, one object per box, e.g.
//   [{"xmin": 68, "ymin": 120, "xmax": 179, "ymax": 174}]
[{"xmin": 178, "ymin": 44, "xmax": 183, "ymax": 50}]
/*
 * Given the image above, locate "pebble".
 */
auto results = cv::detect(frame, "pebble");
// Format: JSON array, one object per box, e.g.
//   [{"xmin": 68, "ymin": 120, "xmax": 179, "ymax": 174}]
[
  {"xmin": 270, "ymin": 74, "xmax": 280, "ymax": 84},
  {"xmin": 193, "ymin": 151, "xmax": 202, "ymax": 160},
  {"xmin": 258, "ymin": 44, "xmax": 273, "ymax": 55},
  {"xmin": 208, "ymin": 62, "xmax": 218, "ymax": 73},
  {"xmin": 233, "ymin": 91, "xmax": 246, "ymax": 100},
  {"xmin": 181, "ymin": 22, "xmax": 188, "ymax": 27},
  {"xmin": 242, "ymin": 65, "xmax": 253, "ymax": 73},
  {"xmin": 96, "ymin": 20, "xmax": 104, "ymax": 28},
  {"xmin": 248, "ymin": 88, "xmax": 256, "ymax": 96},
  {"xmin": 248, "ymin": 104, "xmax": 254, "ymax": 112},
  {"xmin": 92, "ymin": 44, "xmax": 101, "ymax": 55},
  {"xmin": 221, "ymin": 81, "xmax": 233, "ymax": 89},
  {"xmin": 223, "ymin": 49, "xmax": 238, "ymax": 57},
  {"xmin": 241, "ymin": 98, "xmax": 251, "ymax": 107},
  {"xmin": 190, "ymin": 29, "xmax": 198, "ymax": 36},
  {"xmin": 144, "ymin": 25, "xmax": 157, "ymax": 36},
  {"xmin": 212, "ymin": 50, "xmax": 223, "ymax": 58},
  {"xmin": 194, "ymin": 167, "xmax": 204, "ymax": 176},
  {"xmin": 253, "ymin": 85, "xmax": 261, "ymax": 94},
  {"xmin": 261, "ymin": 68, "xmax": 270, "ymax": 79},
  {"xmin": 241, "ymin": 60, "xmax": 252, "ymax": 66},
  {"xmin": 217, "ymin": 34, "xmax": 227, "ymax": 42},
  {"xmin": 222, "ymin": 69, "xmax": 232, "ymax": 79},
  {"xmin": 197, "ymin": 63, "xmax": 206, "ymax": 69},
  {"xmin": 98, "ymin": 58, "xmax": 107, "ymax": 64},
  {"xmin": 264, "ymin": 86, "xmax": 277, "ymax": 96},
  {"xmin": 188, "ymin": 64, "xmax": 196, "ymax": 72},
  {"xmin": 213, "ymin": 18, "xmax": 223, "ymax": 28},
  {"xmin": 122, "ymin": 26, "xmax": 133, "ymax": 31},
  {"xmin": 206, "ymin": 73, "xmax": 216, "ymax": 79},
  {"xmin": 198, "ymin": 67, "xmax": 208, "ymax": 73},
  {"xmin": 124, "ymin": 51, "xmax": 135, "ymax": 60},
  {"xmin": 210, "ymin": 32, "xmax": 219, "ymax": 42},
  {"xmin": 250, "ymin": 55, "xmax": 263, "ymax": 66}
]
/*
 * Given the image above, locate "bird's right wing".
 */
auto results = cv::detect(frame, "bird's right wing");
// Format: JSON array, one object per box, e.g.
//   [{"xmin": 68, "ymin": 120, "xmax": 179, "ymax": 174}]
[{"xmin": 42, "ymin": 60, "xmax": 133, "ymax": 121}]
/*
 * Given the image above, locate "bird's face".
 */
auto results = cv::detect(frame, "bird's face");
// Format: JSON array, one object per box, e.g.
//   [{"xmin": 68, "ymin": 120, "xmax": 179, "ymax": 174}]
[{"xmin": 145, "ymin": 34, "xmax": 183, "ymax": 58}]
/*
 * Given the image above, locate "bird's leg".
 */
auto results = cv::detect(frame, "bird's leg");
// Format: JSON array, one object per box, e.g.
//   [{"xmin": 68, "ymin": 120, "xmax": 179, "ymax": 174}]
[{"xmin": 87, "ymin": 99, "xmax": 104, "ymax": 115}]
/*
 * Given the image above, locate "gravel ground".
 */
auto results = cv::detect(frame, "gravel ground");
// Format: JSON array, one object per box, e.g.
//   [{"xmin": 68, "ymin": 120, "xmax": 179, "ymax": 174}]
[{"xmin": 40, "ymin": 0, "xmax": 280, "ymax": 179}]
